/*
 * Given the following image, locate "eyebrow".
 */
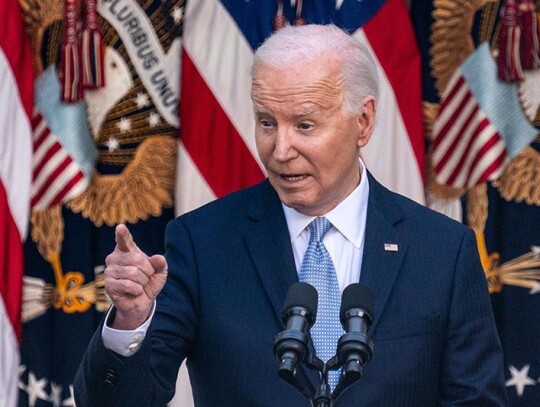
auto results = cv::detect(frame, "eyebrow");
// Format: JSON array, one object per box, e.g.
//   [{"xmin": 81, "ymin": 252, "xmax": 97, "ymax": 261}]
[
  {"xmin": 253, "ymin": 106, "xmax": 269, "ymax": 115},
  {"xmin": 252, "ymin": 107, "xmax": 316, "ymax": 117},
  {"xmin": 293, "ymin": 109, "xmax": 315, "ymax": 118}
]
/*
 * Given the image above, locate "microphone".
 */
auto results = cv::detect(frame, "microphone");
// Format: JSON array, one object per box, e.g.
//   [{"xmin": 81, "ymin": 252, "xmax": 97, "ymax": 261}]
[
  {"xmin": 336, "ymin": 283, "xmax": 374, "ymax": 379},
  {"xmin": 273, "ymin": 282, "xmax": 318, "ymax": 380}
]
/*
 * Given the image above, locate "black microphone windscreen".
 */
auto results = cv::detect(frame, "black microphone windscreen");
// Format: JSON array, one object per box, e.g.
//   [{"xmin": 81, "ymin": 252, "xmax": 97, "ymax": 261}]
[
  {"xmin": 283, "ymin": 282, "xmax": 318, "ymax": 317},
  {"xmin": 340, "ymin": 283, "xmax": 374, "ymax": 321}
]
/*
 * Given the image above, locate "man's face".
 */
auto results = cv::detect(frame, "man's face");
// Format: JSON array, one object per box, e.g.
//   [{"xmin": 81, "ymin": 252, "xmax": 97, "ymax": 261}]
[{"xmin": 252, "ymin": 56, "xmax": 375, "ymax": 216}]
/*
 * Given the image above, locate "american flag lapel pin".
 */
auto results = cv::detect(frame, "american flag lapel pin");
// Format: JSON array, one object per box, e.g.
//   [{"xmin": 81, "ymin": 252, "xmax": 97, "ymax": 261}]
[{"xmin": 384, "ymin": 243, "xmax": 399, "ymax": 252}]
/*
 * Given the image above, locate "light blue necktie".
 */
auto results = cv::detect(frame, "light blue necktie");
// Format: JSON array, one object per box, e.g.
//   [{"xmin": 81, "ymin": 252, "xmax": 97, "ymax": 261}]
[{"xmin": 298, "ymin": 217, "xmax": 343, "ymax": 389}]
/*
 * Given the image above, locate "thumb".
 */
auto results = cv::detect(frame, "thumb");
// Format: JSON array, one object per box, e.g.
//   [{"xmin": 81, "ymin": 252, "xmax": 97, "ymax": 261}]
[
  {"xmin": 145, "ymin": 255, "xmax": 168, "ymax": 299},
  {"xmin": 148, "ymin": 254, "xmax": 168, "ymax": 275},
  {"xmin": 115, "ymin": 224, "xmax": 139, "ymax": 253}
]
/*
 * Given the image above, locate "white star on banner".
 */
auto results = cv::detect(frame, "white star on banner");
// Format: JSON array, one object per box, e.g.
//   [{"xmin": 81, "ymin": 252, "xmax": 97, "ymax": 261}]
[
  {"xmin": 529, "ymin": 282, "xmax": 540, "ymax": 295},
  {"xmin": 148, "ymin": 112, "xmax": 162, "ymax": 127},
  {"xmin": 506, "ymin": 364, "xmax": 536, "ymax": 397},
  {"xmin": 26, "ymin": 372, "xmax": 49, "ymax": 407},
  {"xmin": 50, "ymin": 382, "xmax": 63, "ymax": 407},
  {"xmin": 171, "ymin": 6, "xmax": 183, "ymax": 24},
  {"xmin": 62, "ymin": 385, "xmax": 75, "ymax": 406},
  {"xmin": 105, "ymin": 137, "xmax": 120, "ymax": 152},
  {"xmin": 335, "ymin": 0, "xmax": 345, "ymax": 9},
  {"xmin": 117, "ymin": 117, "xmax": 132, "ymax": 133},
  {"xmin": 135, "ymin": 92, "xmax": 150, "ymax": 108}
]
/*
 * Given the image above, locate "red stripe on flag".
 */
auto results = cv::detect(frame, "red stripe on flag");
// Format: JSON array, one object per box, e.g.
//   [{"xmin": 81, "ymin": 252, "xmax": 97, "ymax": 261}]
[
  {"xmin": 433, "ymin": 99, "xmax": 479, "ymax": 173},
  {"xmin": 438, "ymin": 76, "xmax": 465, "ymax": 113},
  {"xmin": 0, "ymin": 182, "xmax": 23, "ymax": 337},
  {"xmin": 33, "ymin": 142, "xmax": 62, "ymax": 180},
  {"xmin": 443, "ymin": 110, "xmax": 486, "ymax": 184},
  {"xmin": 31, "ymin": 155, "xmax": 72, "ymax": 207},
  {"xmin": 362, "ymin": 0, "xmax": 424, "ymax": 174},
  {"xmin": 180, "ymin": 50, "xmax": 265, "ymax": 198},
  {"xmin": 33, "ymin": 125, "xmax": 51, "ymax": 153},
  {"xmin": 32, "ymin": 112, "xmax": 43, "ymax": 129},
  {"xmin": 474, "ymin": 148, "xmax": 507, "ymax": 185},
  {"xmin": 50, "ymin": 170, "xmax": 84, "ymax": 207},
  {"xmin": 464, "ymin": 132, "xmax": 505, "ymax": 183},
  {"xmin": 436, "ymin": 118, "xmax": 490, "ymax": 184},
  {"xmin": 432, "ymin": 89, "xmax": 473, "ymax": 154},
  {"xmin": 0, "ymin": 0, "xmax": 32, "ymax": 346},
  {"xmin": 431, "ymin": 76, "xmax": 466, "ymax": 150},
  {"xmin": 1, "ymin": 2, "xmax": 33, "ymax": 119}
]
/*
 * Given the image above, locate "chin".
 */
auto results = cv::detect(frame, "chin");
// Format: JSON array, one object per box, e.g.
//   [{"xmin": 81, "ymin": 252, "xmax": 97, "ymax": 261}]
[
  {"xmin": 283, "ymin": 199, "xmax": 318, "ymax": 215},
  {"xmin": 278, "ymin": 195, "xmax": 307, "ymax": 212}
]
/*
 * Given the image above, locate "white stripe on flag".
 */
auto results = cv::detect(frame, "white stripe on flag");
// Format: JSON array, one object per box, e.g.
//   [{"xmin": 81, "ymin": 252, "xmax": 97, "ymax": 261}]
[
  {"xmin": 33, "ymin": 161, "xmax": 86, "ymax": 210},
  {"xmin": 438, "ymin": 110, "xmax": 485, "ymax": 184},
  {"xmin": 441, "ymin": 66, "xmax": 463, "ymax": 99},
  {"xmin": 432, "ymin": 92, "xmax": 476, "ymax": 165},
  {"xmin": 183, "ymin": 0, "xmax": 263, "ymax": 171},
  {"xmin": 32, "ymin": 135, "xmax": 57, "ymax": 174},
  {"xmin": 175, "ymin": 143, "xmax": 216, "ymax": 215},
  {"xmin": 33, "ymin": 117, "xmax": 47, "ymax": 143},
  {"xmin": 0, "ymin": 299, "xmax": 19, "ymax": 407},
  {"xmin": 455, "ymin": 125, "xmax": 498, "ymax": 186},
  {"xmin": 32, "ymin": 147, "xmax": 70, "ymax": 193},
  {"xmin": 432, "ymin": 80, "xmax": 469, "ymax": 152},
  {"xmin": 436, "ymin": 116, "xmax": 487, "ymax": 184},
  {"xmin": 0, "ymin": 3, "xmax": 32, "ymax": 406},
  {"xmin": 434, "ymin": 105, "xmax": 483, "ymax": 178},
  {"xmin": 0, "ymin": 50, "xmax": 32, "ymax": 238},
  {"xmin": 353, "ymin": 30, "xmax": 425, "ymax": 204},
  {"xmin": 468, "ymin": 137, "xmax": 506, "ymax": 186}
]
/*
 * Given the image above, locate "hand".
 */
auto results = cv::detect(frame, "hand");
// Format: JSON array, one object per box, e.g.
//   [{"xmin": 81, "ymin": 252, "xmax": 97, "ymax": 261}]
[{"xmin": 104, "ymin": 224, "xmax": 168, "ymax": 330}]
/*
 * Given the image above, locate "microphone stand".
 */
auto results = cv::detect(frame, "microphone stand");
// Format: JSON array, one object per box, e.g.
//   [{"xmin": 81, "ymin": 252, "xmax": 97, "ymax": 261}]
[
  {"xmin": 277, "ymin": 336, "xmax": 372, "ymax": 406},
  {"xmin": 306, "ymin": 356, "xmax": 359, "ymax": 406},
  {"xmin": 274, "ymin": 283, "xmax": 374, "ymax": 405},
  {"xmin": 303, "ymin": 351, "xmax": 330, "ymax": 407}
]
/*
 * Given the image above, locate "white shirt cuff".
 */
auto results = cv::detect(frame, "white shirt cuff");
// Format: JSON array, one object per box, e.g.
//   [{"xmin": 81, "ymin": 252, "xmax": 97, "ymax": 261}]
[{"xmin": 101, "ymin": 301, "xmax": 156, "ymax": 357}]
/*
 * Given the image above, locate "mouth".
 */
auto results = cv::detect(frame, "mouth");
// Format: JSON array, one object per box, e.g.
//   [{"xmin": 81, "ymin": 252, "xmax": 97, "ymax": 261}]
[{"xmin": 282, "ymin": 174, "xmax": 308, "ymax": 182}]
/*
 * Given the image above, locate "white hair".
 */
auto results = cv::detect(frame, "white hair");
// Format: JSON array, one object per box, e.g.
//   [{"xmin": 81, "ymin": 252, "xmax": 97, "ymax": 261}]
[{"xmin": 252, "ymin": 24, "xmax": 378, "ymax": 115}]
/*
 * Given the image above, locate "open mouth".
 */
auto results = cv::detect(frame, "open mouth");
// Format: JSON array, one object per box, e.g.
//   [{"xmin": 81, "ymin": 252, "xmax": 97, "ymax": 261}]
[{"xmin": 281, "ymin": 174, "xmax": 308, "ymax": 182}]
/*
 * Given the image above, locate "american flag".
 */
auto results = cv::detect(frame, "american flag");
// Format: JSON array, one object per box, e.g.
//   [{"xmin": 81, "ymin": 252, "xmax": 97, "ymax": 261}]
[
  {"xmin": 173, "ymin": 0, "xmax": 425, "ymax": 404},
  {"xmin": 30, "ymin": 112, "xmax": 88, "ymax": 209},
  {"xmin": 0, "ymin": 1, "xmax": 33, "ymax": 406},
  {"xmin": 431, "ymin": 43, "xmax": 537, "ymax": 188},
  {"xmin": 30, "ymin": 64, "xmax": 97, "ymax": 211}
]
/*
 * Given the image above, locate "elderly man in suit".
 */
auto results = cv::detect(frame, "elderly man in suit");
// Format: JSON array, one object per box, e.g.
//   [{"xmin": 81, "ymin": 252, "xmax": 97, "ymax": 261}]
[{"xmin": 74, "ymin": 24, "xmax": 508, "ymax": 406}]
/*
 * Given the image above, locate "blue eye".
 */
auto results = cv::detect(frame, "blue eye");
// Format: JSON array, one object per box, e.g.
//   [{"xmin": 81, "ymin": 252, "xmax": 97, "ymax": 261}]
[{"xmin": 298, "ymin": 123, "xmax": 312, "ymax": 130}]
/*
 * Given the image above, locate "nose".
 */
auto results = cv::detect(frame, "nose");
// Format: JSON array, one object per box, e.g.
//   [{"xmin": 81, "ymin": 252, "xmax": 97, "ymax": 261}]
[{"xmin": 273, "ymin": 127, "xmax": 297, "ymax": 162}]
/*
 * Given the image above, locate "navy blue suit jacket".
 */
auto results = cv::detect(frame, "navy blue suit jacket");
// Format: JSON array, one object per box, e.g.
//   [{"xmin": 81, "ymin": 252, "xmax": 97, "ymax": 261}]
[{"xmin": 74, "ymin": 174, "xmax": 508, "ymax": 406}]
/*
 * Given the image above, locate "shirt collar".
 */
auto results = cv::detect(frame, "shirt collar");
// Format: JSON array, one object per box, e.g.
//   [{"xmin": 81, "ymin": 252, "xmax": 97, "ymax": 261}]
[{"xmin": 282, "ymin": 160, "xmax": 369, "ymax": 248}]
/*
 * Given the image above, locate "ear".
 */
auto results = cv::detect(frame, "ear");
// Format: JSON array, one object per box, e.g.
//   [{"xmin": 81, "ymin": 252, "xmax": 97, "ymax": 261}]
[{"xmin": 356, "ymin": 97, "xmax": 376, "ymax": 148}]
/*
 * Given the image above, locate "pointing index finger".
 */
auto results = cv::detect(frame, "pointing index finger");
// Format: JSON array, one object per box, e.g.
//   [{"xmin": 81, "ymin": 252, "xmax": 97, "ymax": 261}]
[{"xmin": 115, "ymin": 224, "xmax": 139, "ymax": 253}]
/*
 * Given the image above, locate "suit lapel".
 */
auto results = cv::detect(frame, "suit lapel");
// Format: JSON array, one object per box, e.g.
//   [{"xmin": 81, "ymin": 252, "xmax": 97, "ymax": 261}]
[
  {"xmin": 243, "ymin": 181, "xmax": 298, "ymax": 326},
  {"xmin": 360, "ymin": 174, "xmax": 408, "ymax": 334},
  {"xmin": 243, "ymin": 181, "xmax": 320, "ymax": 392}
]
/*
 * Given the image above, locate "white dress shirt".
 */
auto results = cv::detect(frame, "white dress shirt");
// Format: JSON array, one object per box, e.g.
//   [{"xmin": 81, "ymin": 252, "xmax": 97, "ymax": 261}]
[
  {"xmin": 282, "ymin": 160, "xmax": 369, "ymax": 292},
  {"xmin": 103, "ymin": 161, "xmax": 370, "ymax": 355}
]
